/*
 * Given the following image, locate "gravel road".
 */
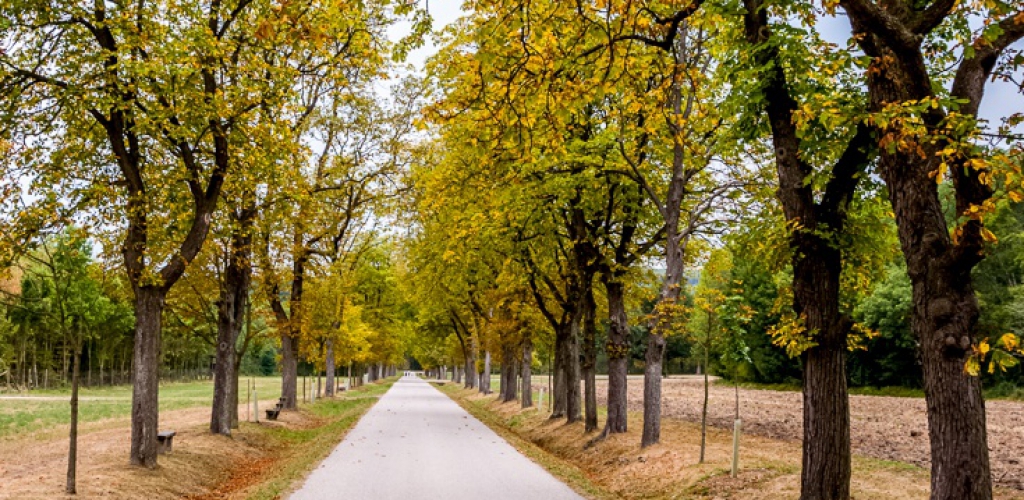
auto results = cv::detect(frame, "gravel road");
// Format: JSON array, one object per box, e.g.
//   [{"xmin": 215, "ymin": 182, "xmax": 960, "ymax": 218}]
[{"xmin": 289, "ymin": 375, "xmax": 582, "ymax": 500}]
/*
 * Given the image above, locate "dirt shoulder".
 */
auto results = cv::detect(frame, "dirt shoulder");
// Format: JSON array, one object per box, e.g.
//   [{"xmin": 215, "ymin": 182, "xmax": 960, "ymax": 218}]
[
  {"xmin": 592, "ymin": 378, "xmax": 1024, "ymax": 490},
  {"xmin": 443, "ymin": 383, "xmax": 1023, "ymax": 499},
  {"xmin": 0, "ymin": 381, "xmax": 392, "ymax": 500}
]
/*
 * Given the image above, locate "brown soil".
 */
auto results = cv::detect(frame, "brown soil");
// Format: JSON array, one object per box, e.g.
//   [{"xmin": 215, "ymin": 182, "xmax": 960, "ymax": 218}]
[
  {"xmin": 591, "ymin": 377, "xmax": 1024, "ymax": 492},
  {"xmin": 452, "ymin": 387, "xmax": 950, "ymax": 500},
  {"xmin": 0, "ymin": 398, "xmax": 302, "ymax": 500}
]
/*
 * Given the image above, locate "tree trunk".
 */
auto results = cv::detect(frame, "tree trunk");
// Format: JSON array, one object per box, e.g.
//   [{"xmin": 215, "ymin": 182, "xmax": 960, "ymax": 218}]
[
  {"xmin": 641, "ymin": 332, "xmax": 665, "ymax": 447},
  {"xmin": 280, "ymin": 332, "xmax": 298, "ymax": 409},
  {"xmin": 521, "ymin": 338, "xmax": 533, "ymax": 408},
  {"xmin": 845, "ymin": 21, "xmax": 995, "ymax": 499},
  {"xmin": 501, "ymin": 344, "xmax": 516, "ymax": 402},
  {"xmin": 465, "ymin": 353, "xmax": 477, "ymax": 389},
  {"xmin": 790, "ymin": 163, "xmax": 853, "ymax": 500},
  {"xmin": 551, "ymin": 321, "xmax": 568, "ymax": 418},
  {"xmin": 66, "ymin": 338, "xmax": 81, "ymax": 494},
  {"xmin": 642, "ymin": 217, "xmax": 683, "ymax": 447},
  {"xmin": 604, "ymin": 278, "xmax": 629, "ymax": 434},
  {"xmin": 566, "ymin": 318, "xmax": 582, "ymax": 424},
  {"xmin": 582, "ymin": 285, "xmax": 597, "ymax": 432},
  {"xmin": 739, "ymin": 2, "xmax": 872, "ymax": 495},
  {"xmin": 211, "ymin": 223, "xmax": 251, "ymax": 435},
  {"xmin": 882, "ymin": 105, "xmax": 993, "ymax": 500},
  {"xmin": 130, "ymin": 286, "xmax": 164, "ymax": 468},
  {"xmin": 325, "ymin": 338, "xmax": 335, "ymax": 397},
  {"xmin": 480, "ymin": 351, "xmax": 491, "ymax": 395}
]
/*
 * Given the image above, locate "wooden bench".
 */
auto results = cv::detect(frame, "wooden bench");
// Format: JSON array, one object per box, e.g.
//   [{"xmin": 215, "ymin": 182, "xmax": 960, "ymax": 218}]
[
  {"xmin": 157, "ymin": 431, "xmax": 176, "ymax": 454},
  {"xmin": 265, "ymin": 398, "xmax": 289, "ymax": 421}
]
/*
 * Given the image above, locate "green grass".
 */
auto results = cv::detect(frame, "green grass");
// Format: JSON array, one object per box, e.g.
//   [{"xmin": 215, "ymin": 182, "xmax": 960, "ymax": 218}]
[
  {"xmin": 243, "ymin": 380, "xmax": 394, "ymax": 500},
  {"xmin": 0, "ymin": 376, "xmax": 283, "ymax": 439}
]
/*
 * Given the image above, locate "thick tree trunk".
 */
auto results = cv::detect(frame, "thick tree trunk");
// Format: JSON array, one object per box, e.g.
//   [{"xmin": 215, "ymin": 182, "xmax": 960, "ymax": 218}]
[
  {"xmin": 878, "ymin": 100, "xmax": 992, "ymax": 500},
  {"xmin": 739, "ymin": 2, "xmax": 871, "ymax": 495},
  {"xmin": 130, "ymin": 286, "xmax": 164, "ymax": 468},
  {"xmin": 582, "ymin": 285, "xmax": 597, "ymax": 432},
  {"xmin": 325, "ymin": 338, "xmax": 335, "ymax": 397},
  {"xmin": 851, "ymin": 28, "xmax": 994, "ymax": 500},
  {"xmin": 603, "ymin": 278, "xmax": 629, "ymax": 434},
  {"xmin": 794, "ymin": 235, "xmax": 851, "ymax": 500},
  {"xmin": 280, "ymin": 332, "xmax": 298, "ymax": 409},
  {"xmin": 66, "ymin": 340, "xmax": 81, "ymax": 494},
  {"xmin": 521, "ymin": 338, "xmax": 533, "ymax": 408}
]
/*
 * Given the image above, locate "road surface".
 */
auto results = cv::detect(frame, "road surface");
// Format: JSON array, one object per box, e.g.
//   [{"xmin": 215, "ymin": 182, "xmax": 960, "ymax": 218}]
[{"xmin": 289, "ymin": 375, "xmax": 583, "ymax": 500}]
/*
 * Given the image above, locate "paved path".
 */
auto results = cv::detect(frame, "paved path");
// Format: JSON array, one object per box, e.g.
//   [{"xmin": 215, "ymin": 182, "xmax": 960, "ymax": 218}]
[{"xmin": 289, "ymin": 375, "xmax": 583, "ymax": 500}]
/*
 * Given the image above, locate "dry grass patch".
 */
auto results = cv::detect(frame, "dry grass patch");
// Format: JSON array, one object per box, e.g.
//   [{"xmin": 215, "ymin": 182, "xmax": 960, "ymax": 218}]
[{"xmin": 441, "ymin": 386, "xmax": 1022, "ymax": 500}]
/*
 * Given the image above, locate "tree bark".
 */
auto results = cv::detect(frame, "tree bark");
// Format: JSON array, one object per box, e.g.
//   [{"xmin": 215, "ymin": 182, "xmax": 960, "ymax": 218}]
[
  {"xmin": 641, "ymin": 331, "xmax": 665, "ymax": 447},
  {"xmin": 562, "ymin": 316, "xmax": 582, "ymax": 423},
  {"xmin": 211, "ymin": 216, "xmax": 252, "ymax": 435},
  {"xmin": 480, "ymin": 351, "xmax": 491, "ymax": 395},
  {"xmin": 129, "ymin": 286, "xmax": 165, "ymax": 468},
  {"xmin": 501, "ymin": 344, "xmax": 517, "ymax": 402},
  {"xmin": 280, "ymin": 332, "xmax": 298, "ymax": 409},
  {"xmin": 739, "ymin": 1, "xmax": 880, "ymax": 495},
  {"xmin": 551, "ymin": 321, "xmax": 568, "ymax": 418},
  {"xmin": 603, "ymin": 278, "xmax": 629, "ymax": 434},
  {"xmin": 837, "ymin": 3, "xmax": 1024, "ymax": 496},
  {"xmin": 521, "ymin": 337, "xmax": 533, "ymax": 408},
  {"xmin": 582, "ymin": 284, "xmax": 597, "ymax": 432}
]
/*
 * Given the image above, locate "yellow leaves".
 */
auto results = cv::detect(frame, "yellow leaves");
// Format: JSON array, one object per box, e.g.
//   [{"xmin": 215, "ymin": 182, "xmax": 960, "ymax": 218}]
[
  {"xmin": 965, "ymin": 333, "xmax": 1023, "ymax": 376},
  {"xmin": 769, "ymin": 314, "xmax": 816, "ymax": 357},
  {"xmin": 965, "ymin": 354, "xmax": 982, "ymax": 376},
  {"xmin": 1002, "ymin": 333, "xmax": 1021, "ymax": 352},
  {"xmin": 978, "ymin": 339, "xmax": 991, "ymax": 357},
  {"xmin": 981, "ymin": 227, "xmax": 998, "ymax": 244},
  {"xmin": 1009, "ymin": 191, "xmax": 1023, "ymax": 203}
]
